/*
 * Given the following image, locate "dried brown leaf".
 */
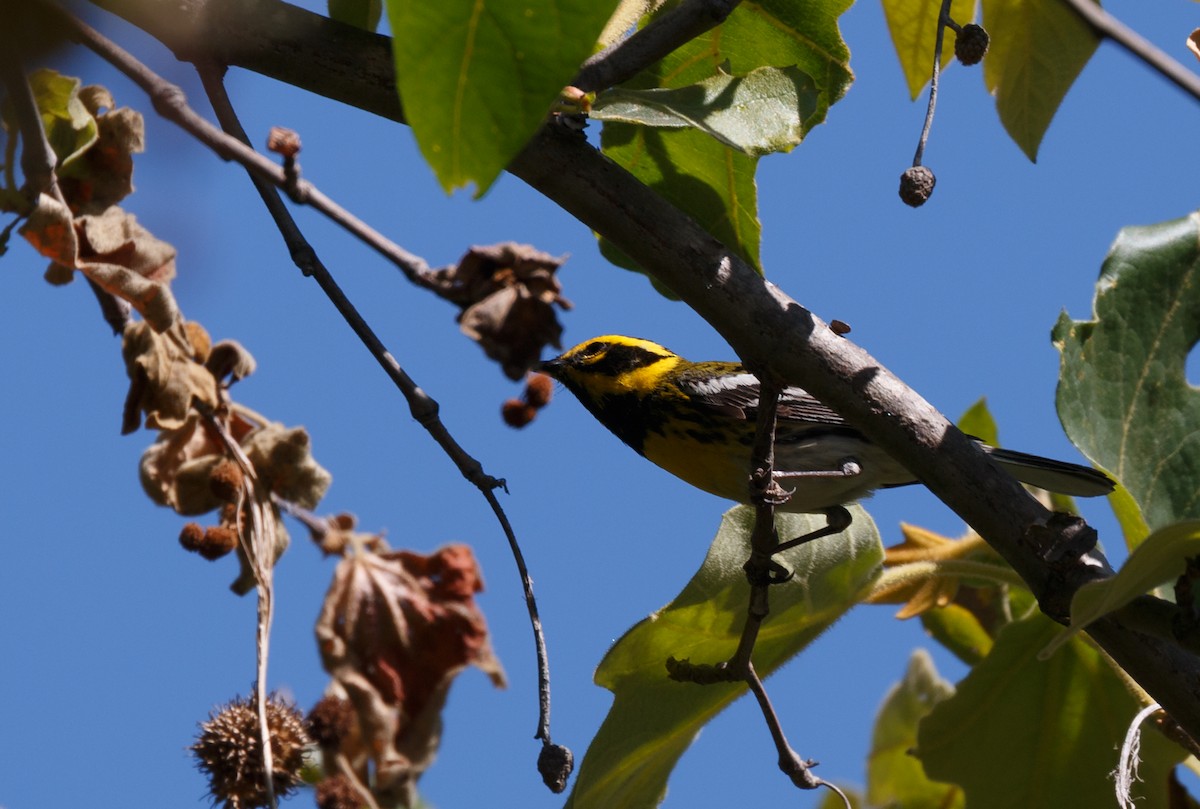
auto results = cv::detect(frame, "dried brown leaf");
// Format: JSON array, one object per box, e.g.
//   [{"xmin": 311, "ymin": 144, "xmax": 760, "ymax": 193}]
[
  {"xmin": 121, "ymin": 319, "xmax": 219, "ymax": 433},
  {"xmin": 316, "ymin": 544, "xmax": 505, "ymax": 805},
  {"xmin": 139, "ymin": 413, "xmax": 225, "ymax": 515},
  {"xmin": 242, "ymin": 422, "xmax": 331, "ymax": 509},
  {"xmin": 23, "ymin": 201, "xmax": 178, "ymax": 331},
  {"xmin": 427, "ymin": 242, "xmax": 571, "ymax": 380},
  {"xmin": 58, "ymin": 85, "xmax": 145, "ymax": 214}
]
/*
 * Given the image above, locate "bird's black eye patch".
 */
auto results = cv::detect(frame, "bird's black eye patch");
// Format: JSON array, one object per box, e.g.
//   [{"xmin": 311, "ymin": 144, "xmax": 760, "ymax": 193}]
[
  {"xmin": 586, "ymin": 343, "xmax": 665, "ymax": 376},
  {"xmin": 579, "ymin": 341, "xmax": 607, "ymax": 359}
]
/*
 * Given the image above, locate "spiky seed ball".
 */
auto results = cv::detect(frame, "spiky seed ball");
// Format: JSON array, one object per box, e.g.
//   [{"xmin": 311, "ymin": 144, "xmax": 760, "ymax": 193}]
[
  {"xmin": 899, "ymin": 166, "xmax": 936, "ymax": 207},
  {"xmin": 955, "ymin": 23, "xmax": 990, "ymax": 66},
  {"xmin": 209, "ymin": 459, "xmax": 245, "ymax": 502},
  {"xmin": 524, "ymin": 372, "xmax": 554, "ymax": 409},
  {"xmin": 191, "ymin": 694, "xmax": 311, "ymax": 809},
  {"xmin": 199, "ymin": 526, "xmax": 238, "ymax": 560},
  {"xmin": 502, "ymin": 398, "xmax": 537, "ymax": 428},
  {"xmin": 180, "ymin": 522, "xmax": 206, "ymax": 553},
  {"xmin": 315, "ymin": 775, "xmax": 364, "ymax": 809},
  {"xmin": 306, "ymin": 696, "xmax": 354, "ymax": 749}
]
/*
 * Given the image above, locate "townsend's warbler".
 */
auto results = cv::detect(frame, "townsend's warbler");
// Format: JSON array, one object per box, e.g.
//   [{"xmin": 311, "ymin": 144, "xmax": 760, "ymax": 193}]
[{"xmin": 541, "ymin": 335, "xmax": 1114, "ymax": 513}]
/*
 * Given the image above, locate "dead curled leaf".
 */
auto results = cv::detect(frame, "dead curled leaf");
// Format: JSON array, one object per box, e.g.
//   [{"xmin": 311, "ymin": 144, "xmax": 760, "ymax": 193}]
[
  {"xmin": 426, "ymin": 242, "xmax": 572, "ymax": 380},
  {"xmin": 22, "ymin": 199, "xmax": 179, "ymax": 331},
  {"xmin": 242, "ymin": 422, "xmax": 332, "ymax": 510},
  {"xmin": 58, "ymin": 84, "xmax": 145, "ymax": 214},
  {"xmin": 122, "ymin": 318, "xmax": 220, "ymax": 433},
  {"xmin": 316, "ymin": 544, "xmax": 505, "ymax": 806}
]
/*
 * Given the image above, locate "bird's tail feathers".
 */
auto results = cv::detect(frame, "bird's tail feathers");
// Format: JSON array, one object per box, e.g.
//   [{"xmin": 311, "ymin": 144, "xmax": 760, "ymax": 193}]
[{"xmin": 983, "ymin": 445, "xmax": 1114, "ymax": 497}]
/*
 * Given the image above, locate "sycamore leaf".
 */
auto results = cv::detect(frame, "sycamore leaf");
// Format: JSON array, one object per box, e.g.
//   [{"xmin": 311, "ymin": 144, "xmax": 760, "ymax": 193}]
[
  {"xmin": 58, "ymin": 84, "xmax": 145, "ymax": 214},
  {"xmin": 386, "ymin": 0, "xmax": 619, "ymax": 196},
  {"xmin": 867, "ymin": 650, "xmax": 963, "ymax": 809},
  {"xmin": 564, "ymin": 505, "xmax": 882, "ymax": 809},
  {"xmin": 1054, "ymin": 214, "xmax": 1200, "ymax": 537},
  {"xmin": 6, "ymin": 69, "xmax": 99, "ymax": 172},
  {"xmin": 316, "ymin": 544, "xmax": 505, "ymax": 806},
  {"xmin": 592, "ymin": 66, "xmax": 816, "ymax": 157},
  {"xmin": 882, "ymin": 0, "xmax": 976, "ymax": 100},
  {"xmin": 918, "ymin": 614, "xmax": 1184, "ymax": 809},
  {"xmin": 957, "ymin": 397, "xmax": 999, "ymax": 446},
  {"xmin": 981, "ymin": 0, "xmax": 1099, "ymax": 160},
  {"xmin": 242, "ymin": 422, "xmax": 332, "ymax": 510},
  {"xmin": 1041, "ymin": 521, "xmax": 1200, "ymax": 659}
]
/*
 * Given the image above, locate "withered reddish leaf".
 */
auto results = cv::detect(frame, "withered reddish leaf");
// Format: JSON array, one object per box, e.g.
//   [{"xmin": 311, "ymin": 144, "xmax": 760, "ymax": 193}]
[
  {"xmin": 122, "ymin": 319, "xmax": 219, "ymax": 433},
  {"xmin": 242, "ymin": 422, "xmax": 331, "ymax": 509},
  {"xmin": 316, "ymin": 544, "xmax": 505, "ymax": 804},
  {"xmin": 426, "ymin": 242, "xmax": 571, "ymax": 380}
]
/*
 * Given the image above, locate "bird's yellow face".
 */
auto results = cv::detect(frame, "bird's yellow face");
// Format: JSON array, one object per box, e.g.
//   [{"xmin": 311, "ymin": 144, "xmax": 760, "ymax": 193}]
[{"xmin": 542, "ymin": 336, "xmax": 684, "ymax": 399}]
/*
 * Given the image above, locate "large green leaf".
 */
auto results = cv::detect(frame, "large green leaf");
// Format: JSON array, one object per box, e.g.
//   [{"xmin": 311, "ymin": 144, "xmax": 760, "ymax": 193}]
[
  {"xmin": 386, "ymin": 0, "xmax": 618, "ymax": 195},
  {"xmin": 592, "ymin": 66, "xmax": 817, "ymax": 157},
  {"xmin": 600, "ymin": 118, "xmax": 763, "ymax": 281},
  {"xmin": 564, "ymin": 505, "xmax": 882, "ymax": 809},
  {"xmin": 1053, "ymin": 214, "xmax": 1200, "ymax": 534},
  {"xmin": 867, "ymin": 650, "xmax": 963, "ymax": 809},
  {"xmin": 918, "ymin": 615, "xmax": 1184, "ymax": 809},
  {"xmin": 981, "ymin": 0, "xmax": 1098, "ymax": 161},
  {"xmin": 596, "ymin": 0, "xmax": 852, "ymax": 284},
  {"xmin": 881, "ymin": 0, "xmax": 976, "ymax": 100}
]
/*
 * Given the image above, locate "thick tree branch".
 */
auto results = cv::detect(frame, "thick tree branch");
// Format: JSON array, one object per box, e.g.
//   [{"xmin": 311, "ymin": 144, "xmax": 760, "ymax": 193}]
[{"xmin": 77, "ymin": 0, "xmax": 1200, "ymax": 740}]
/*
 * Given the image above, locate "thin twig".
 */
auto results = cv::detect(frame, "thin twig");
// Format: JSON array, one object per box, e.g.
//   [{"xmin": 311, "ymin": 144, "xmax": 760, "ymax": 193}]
[
  {"xmin": 573, "ymin": 0, "xmax": 742, "ymax": 93},
  {"xmin": 46, "ymin": 6, "xmax": 438, "ymax": 290},
  {"xmin": 1057, "ymin": 0, "xmax": 1200, "ymax": 104},
  {"xmin": 194, "ymin": 60, "xmax": 561, "ymax": 764},
  {"xmin": 912, "ymin": 0, "xmax": 954, "ymax": 167}
]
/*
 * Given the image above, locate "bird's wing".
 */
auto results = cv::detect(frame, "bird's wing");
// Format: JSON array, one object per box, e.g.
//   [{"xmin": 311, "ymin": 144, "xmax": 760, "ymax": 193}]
[{"xmin": 676, "ymin": 365, "xmax": 849, "ymax": 427}]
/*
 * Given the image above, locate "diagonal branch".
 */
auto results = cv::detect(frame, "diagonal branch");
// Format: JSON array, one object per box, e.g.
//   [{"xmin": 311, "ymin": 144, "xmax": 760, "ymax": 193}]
[{"xmin": 75, "ymin": 0, "xmax": 1200, "ymax": 743}]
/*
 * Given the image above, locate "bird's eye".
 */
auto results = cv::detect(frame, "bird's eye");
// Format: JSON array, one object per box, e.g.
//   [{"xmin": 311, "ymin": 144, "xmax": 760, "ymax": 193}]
[{"xmin": 580, "ymin": 341, "xmax": 606, "ymax": 361}]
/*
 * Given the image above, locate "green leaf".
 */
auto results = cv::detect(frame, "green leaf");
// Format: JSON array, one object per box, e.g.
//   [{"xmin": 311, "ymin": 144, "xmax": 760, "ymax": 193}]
[
  {"xmin": 957, "ymin": 397, "xmax": 999, "ymax": 446},
  {"xmin": 881, "ymin": 0, "xmax": 976, "ymax": 100},
  {"xmin": 868, "ymin": 650, "xmax": 963, "ymax": 809},
  {"xmin": 1053, "ymin": 214, "xmax": 1200, "ymax": 534},
  {"xmin": 328, "ymin": 0, "xmax": 382, "ymax": 31},
  {"xmin": 919, "ymin": 614, "xmax": 1184, "ymax": 809},
  {"xmin": 596, "ymin": 0, "xmax": 852, "ymax": 286},
  {"xmin": 3, "ymin": 69, "xmax": 98, "ymax": 171},
  {"xmin": 980, "ymin": 0, "xmax": 1099, "ymax": 160},
  {"xmin": 564, "ymin": 505, "xmax": 882, "ymax": 809},
  {"xmin": 600, "ymin": 123, "xmax": 763, "ymax": 276},
  {"xmin": 386, "ymin": 0, "xmax": 619, "ymax": 196},
  {"xmin": 592, "ymin": 66, "xmax": 817, "ymax": 157},
  {"xmin": 1041, "ymin": 520, "xmax": 1200, "ymax": 659},
  {"xmin": 919, "ymin": 602, "xmax": 994, "ymax": 666}
]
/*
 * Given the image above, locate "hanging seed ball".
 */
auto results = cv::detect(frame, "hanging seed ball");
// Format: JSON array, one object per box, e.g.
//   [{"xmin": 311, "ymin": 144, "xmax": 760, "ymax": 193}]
[
  {"xmin": 955, "ymin": 23, "xmax": 990, "ymax": 66},
  {"xmin": 191, "ymin": 694, "xmax": 311, "ymax": 809},
  {"xmin": 315, "ymin": 775, "xmax": 364, "ymax": 809},
  {"xmin": 306, "ymin": 696, "xmax": 355, "ymax": 749},
  {"xmin": 523, "ymin": 372, "xmax": 554, "ymax": 409},
  {"xmin": 198, "ymin": 526, "xmax": 239, "ymax": 560},
  {"xmin": 180, "ymin": 522, "xmax": 206, "ymax": 553},
  {"xmin": 899, "ymin": 166, "xmax": 937, "ymax": 207},
  {"xmin": 502, "ymin": 398, "xmax": 537, "ymax": 428},
  {"xmin": 209, "ymin": 459, "xmax": 245, "ymax": 502}
]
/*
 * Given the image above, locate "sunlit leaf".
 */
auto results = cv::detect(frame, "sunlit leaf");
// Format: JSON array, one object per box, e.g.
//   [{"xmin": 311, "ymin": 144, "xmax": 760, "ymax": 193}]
[
  {"xmin": 957, "ymin": 397, "xmax": 998, "ymax": 446},
  {"xmin": 1054, "ymin": 214, "xmax": 1200, "ymax": 536},
  {"xmin": 981, "ymin": 0, "xmax": 1098, "ymax": 160},
  {"xmin": 386, "ymin": 0, "xmax": 619, "ymax": 195},
  {"xmin": 919, "ymin": 615, "xmax": 1184, "ymax": 809},
  {"xmin": 868, "ymin": 650, "xmax": 963, "ymax": 809},
  {"xmin": 592, "ymin": 66, "xmax": 817, "ymax": 156},
  {"xmin": 564, "ymin": 505, "xmax": 882, "ymax": 809},
  {"xmin": 882, "ymin": 0, "xmax": 976, "ymax": 99}
]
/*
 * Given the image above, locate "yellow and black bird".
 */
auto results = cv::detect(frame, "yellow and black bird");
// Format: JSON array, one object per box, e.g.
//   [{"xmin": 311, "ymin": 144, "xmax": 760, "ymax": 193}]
[{"xmin": 541, "ymin": 335, "xmax": 1114, "ymax": 514}]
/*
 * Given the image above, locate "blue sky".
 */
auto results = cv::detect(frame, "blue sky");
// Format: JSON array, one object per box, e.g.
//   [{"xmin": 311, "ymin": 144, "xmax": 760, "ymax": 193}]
[{"xmin": 2, "ymin": 1, "xmax": 1198, "ymax": 808}]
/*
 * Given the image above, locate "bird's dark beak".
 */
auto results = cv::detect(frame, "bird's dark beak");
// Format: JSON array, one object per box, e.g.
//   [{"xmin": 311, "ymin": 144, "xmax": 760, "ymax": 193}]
[{"xmin": 539, "ymin": 357, "xmax": 564, "ymax": 378}]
